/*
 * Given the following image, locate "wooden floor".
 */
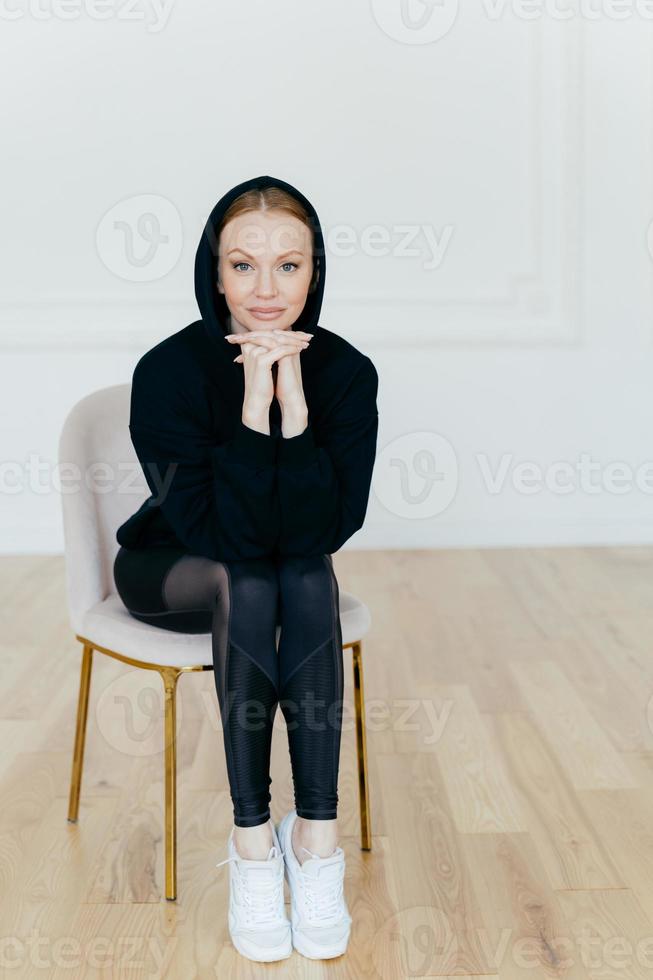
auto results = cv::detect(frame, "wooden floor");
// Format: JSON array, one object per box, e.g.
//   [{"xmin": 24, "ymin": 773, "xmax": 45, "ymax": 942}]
[{"xmin": 2, "ymin": 547, "xmax": 653, "ymax": 978}]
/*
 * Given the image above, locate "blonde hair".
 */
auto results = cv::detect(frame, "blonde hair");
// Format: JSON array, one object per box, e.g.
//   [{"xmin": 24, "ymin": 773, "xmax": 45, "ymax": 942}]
[{"xmin": 217, "ymin": 186, "xmax": 319, "ymax": 293}]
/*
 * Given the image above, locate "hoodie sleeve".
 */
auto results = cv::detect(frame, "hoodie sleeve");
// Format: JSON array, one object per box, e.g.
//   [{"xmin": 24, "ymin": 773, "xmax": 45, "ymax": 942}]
[
  {"xmin": 275, "ymin": 357, "xmax": 379, "ymax": 556},
  {"xmin": 127, "ymin": 356, "xmax": 280, "ymax": 562}
]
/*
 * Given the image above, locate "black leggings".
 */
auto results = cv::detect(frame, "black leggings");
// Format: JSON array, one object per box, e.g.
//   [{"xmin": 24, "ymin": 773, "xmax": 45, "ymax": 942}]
[{"xmin": 113, "ymin": 546, "xmax": 344, "ymax": 828}]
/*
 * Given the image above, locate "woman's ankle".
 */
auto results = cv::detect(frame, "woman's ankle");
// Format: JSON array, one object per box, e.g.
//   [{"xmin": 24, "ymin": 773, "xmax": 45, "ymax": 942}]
[
  {"xmin": 292, "ymin": 816, "xmax": 338, "ymax": 864},
  {"xmin": 233, "ymin": 818, "xmax": 274, "ymax": 860}
]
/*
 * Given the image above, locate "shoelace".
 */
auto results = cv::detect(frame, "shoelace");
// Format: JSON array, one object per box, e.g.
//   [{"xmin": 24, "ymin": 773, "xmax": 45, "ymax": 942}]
[
  {"xmin": 298, "ymin": 846, "xmax": 346, "ymax": 924},
  {"xmin": 216, "ymin": 846, "xmax": 287, "ymax": 927}
]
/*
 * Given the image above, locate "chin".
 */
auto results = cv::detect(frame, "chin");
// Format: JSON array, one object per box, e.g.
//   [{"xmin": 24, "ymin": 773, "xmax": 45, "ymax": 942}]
[{"xmin": 246, "ymin": 317, "xmax": 292, "ymax": 331}]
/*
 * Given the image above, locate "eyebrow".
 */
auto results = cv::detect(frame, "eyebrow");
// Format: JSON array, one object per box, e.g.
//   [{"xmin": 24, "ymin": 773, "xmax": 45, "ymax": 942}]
[{"xmin": 227, "ymin": 248, "xmax": 305, "ymax": 259}]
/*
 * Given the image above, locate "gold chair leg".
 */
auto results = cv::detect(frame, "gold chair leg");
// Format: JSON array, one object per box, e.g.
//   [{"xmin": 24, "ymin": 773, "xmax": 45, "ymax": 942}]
[
  {"xmin": 67, "ymin": 642, "xmax": 94, "ymax": 823},
  {"xmin": 161, "ymin": 666, "xmax": 181, "ymax": 901},
  {"xmin": 352, "ymin": 641, "xmax": 372, "ymax": 850}
]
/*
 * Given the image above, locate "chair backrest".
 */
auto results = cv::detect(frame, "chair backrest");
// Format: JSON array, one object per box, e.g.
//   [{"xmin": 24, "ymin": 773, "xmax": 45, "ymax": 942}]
[{"xmin": 58, "ymin": 383, "xmax": 147, "ymax": 633}]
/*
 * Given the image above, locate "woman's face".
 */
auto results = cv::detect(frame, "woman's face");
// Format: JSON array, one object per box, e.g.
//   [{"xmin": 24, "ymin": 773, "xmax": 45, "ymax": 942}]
[{"xmin": 217, "ymin": 209, "xmax": 314, "ymax": 334}]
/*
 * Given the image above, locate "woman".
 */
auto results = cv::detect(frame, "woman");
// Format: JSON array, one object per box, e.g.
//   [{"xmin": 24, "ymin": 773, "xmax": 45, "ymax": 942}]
[{"xmin": 113, "ymin": 174, "xmax": 379, "ymax": 962}]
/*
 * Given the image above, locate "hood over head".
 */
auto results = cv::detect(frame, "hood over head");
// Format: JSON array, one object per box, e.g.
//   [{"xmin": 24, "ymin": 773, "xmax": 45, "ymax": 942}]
[{"xmin": 194, "ymin": 174, "xmax": 326, "ymax": 365}]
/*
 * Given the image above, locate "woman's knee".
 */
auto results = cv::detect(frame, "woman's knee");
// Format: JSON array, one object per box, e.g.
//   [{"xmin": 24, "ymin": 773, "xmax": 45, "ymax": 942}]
[
  {"xmin": 277, "ymin": 554, "xmax": 333, "ymax": 604},
  {"xmin": 225, "ymin": 557, "xmax": 280, "ymax": 648},
  {"xmin": 227, "ymin": 557, "xmax": 278, "ymax": 608}
]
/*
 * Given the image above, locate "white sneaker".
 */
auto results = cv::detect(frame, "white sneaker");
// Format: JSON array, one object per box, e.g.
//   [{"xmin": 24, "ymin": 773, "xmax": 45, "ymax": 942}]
[
  {"xmin": 276, "ymin": 809, "xmax": 352, "ymax": 960},
  {"xmin": 215, "ymin": 821, "xmax": 292, "ymax": 962}
]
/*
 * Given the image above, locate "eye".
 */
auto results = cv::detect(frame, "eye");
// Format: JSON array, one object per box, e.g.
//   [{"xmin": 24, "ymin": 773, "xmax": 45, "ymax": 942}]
[{"xmin": 231, "ymin": 260, "xmax": 299, "ymax": 273}]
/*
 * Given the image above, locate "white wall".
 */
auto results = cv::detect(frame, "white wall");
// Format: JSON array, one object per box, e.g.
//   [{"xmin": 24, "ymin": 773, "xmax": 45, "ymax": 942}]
[{"xmin": 2, "ymin": 2, "xmax": 652, "ymax": 552}]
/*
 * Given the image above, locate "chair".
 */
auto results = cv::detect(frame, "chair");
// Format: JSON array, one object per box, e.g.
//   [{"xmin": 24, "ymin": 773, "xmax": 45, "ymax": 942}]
[{"xmin": 59, "ymin": 383, "xmax": 373, "ymax": 901}]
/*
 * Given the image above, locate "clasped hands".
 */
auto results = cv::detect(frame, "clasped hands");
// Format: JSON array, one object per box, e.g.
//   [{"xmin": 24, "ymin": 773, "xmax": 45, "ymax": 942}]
[{"xmin": 225, "ymin": 328, "xmax": 313, "ymax": 438}]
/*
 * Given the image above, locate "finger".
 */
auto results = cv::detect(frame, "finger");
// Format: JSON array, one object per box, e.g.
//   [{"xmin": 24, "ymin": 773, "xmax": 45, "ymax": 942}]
[
  {"xmin": 235, "ymin": 335, "xmax": 310, "ymax": 357},
  {"xmin": 225, "ymin": 331, "xmax": 271, "ymax": 344},
  {"xmin": 225, "ymin": 330, "xmax": 313, "ymax": 344},
  {"xmin": 272, "ymin": 331, "xmax": 311, "ymax": 347},
  {"xmin": 239, "ymin": 341, "xmax": 307, "ymax": 358},
  {"xmin": 259, "ymin": 332, "xmax": 308, "ymax": 348},
  {"xmin": 233, "ymin": 343, "xmax": 306, "ymax": 364},
  {"xmin": 225, "ymin": 333, "xmax": 276, "ymax": 348},
  {"xmin": 260, "ymin": 344, "xmax": 308, "ymax": 366}
]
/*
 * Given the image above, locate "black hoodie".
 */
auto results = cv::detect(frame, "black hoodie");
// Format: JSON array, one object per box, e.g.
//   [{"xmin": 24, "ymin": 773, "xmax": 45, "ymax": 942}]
[{"xmin": 115, "ymin": 174, "xmax": 379, "ymax": 561}]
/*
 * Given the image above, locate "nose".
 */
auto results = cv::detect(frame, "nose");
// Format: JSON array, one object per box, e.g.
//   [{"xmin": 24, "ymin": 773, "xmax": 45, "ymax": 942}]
[{"xmin": 254, "ymin": 268, "xmax": 277, "ymax": 299}]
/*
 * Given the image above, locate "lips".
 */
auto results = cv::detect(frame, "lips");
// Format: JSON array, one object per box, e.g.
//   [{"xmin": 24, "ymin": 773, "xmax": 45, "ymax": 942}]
[{"xmin": 248, "ymin": 307, "xmax": 286, "ymax": 320}]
